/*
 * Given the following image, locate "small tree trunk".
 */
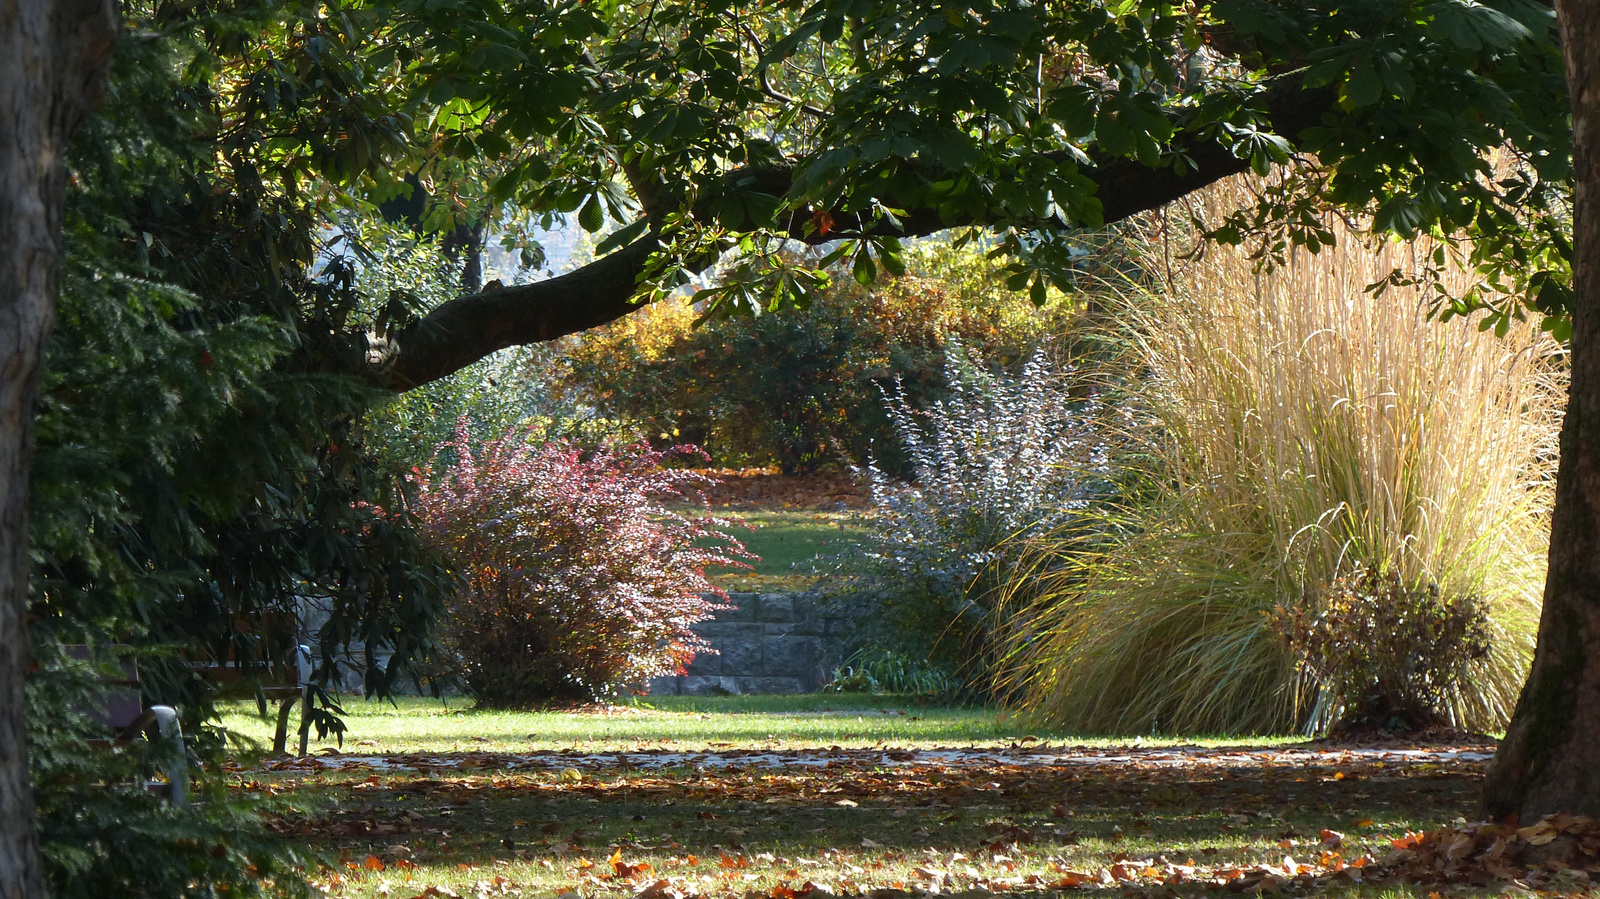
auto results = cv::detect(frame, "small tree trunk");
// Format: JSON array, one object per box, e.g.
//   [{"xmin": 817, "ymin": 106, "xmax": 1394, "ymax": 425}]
[
  {"xmin": 0, "ymin": 1, "xmax": 117, "ymax": 895},
  {"xmin": 1481, "ymin": 0, "xmax": 1600, "ymax": 820}
]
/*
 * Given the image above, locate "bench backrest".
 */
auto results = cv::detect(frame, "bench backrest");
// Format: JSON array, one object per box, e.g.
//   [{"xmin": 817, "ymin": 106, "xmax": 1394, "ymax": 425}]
[
  {"xmin": 193, "ymin": 643, "xmax": 311, "ymax": 698},
  {"xmin": 64, "ymin": 644, "xmax": 143, "ymax": 730}
]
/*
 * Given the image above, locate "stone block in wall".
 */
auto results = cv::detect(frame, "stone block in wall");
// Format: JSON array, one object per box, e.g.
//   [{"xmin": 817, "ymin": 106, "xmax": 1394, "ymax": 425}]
[
  {"xmin": 713, "ymin": 595, "xmax": 758, "ymax": 622},
  {"xmin": 790, "ymin": 594, "xmax": 817, "ymax": 620},
  {"xmin": 716, "ymin": 635, "xmax": 765, "ymax": 673},
  {"xmin": 702, "ymin": 621, "xmax": 763, "ymax": 642},
  {"xmin": 761, "ymin": 636, "xmax": 824, "ymax": 679},
  {"xmin": 730, "ymin": 676, "xmax": 807, "ymax": 694},
  {"xmin": 676, "ymin": 676, "xmax": 743, "ymax": 696},
  {"xmin": 647, "ymin": 591, "xmax": 848, "ymax": 694},
  {"xmin": 755, "ymin": 594, "xmax": 793, "ymax": 622},
  {"xmin": 785, "ymin": 617, "xmax": 827, "ymax": 637},
  {"xmin": 647, "ymin": 675, "xmax": 683, "ymax": 695},
  {"xmin": 683, "ymin": 650, "xmax": 723, "ymax": 677}
]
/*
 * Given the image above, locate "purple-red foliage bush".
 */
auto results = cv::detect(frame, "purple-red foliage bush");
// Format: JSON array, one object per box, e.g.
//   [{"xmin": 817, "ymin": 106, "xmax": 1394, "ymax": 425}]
[{"xmin": 414, "ymin": 422, "xmax": 750, "ymax": 705}]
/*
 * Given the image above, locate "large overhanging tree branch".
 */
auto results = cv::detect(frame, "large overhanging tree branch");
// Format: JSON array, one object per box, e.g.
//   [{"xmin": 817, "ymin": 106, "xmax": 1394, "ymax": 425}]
[
  {"xmin": 369, "ymin": 0, "xmax": 1568, "ymax": 402},
  {"xmin": 377, "ymin": 79, "xmax": 1328, "ymax": 391}
]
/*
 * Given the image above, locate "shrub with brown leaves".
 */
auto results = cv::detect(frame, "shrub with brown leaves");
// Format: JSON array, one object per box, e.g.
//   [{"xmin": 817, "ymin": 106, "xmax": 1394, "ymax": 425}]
[{"xmin": 1275, "ymin": 565, "xmax": 1492, "ymax": 733}]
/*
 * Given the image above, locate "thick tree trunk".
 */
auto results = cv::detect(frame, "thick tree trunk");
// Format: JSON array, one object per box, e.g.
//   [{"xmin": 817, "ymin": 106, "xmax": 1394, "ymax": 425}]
[
  {"xmin": 1482, "ymin": 0, "xmax": 1600, "ymax": 821},
  {"xmin": 0, "ymin": 1, "xmax": 117, "ymax": 895}
]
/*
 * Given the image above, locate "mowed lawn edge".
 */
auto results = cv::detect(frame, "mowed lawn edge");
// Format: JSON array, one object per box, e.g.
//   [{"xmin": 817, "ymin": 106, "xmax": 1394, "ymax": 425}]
[{"xmin": 218, "ymin": 694, "xmax": 1304, "ymax": 757}]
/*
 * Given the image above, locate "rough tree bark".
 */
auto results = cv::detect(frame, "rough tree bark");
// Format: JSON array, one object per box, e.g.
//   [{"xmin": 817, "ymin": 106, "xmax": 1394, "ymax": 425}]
[
  {"xmin": 1482, "ymin": 0, "xmax": 1600, "ymax": 822},
  {"xmin": 0, "ymin": 0, "xmax": 118, "ymax": 895}
]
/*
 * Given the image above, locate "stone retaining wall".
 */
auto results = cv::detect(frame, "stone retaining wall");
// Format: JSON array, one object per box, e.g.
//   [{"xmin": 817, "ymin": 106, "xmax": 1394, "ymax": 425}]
[{"xmin": 647, "ymin": 593, "xmax": 844, "ymax": 695}]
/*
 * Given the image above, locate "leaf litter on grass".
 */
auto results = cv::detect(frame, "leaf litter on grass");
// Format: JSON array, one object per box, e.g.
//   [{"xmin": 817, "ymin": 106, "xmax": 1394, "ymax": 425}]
[
  {"xmin": 247, "ymin": 737, "xmax": 1600, "ymax": 899},
  {"xmin": 675, "ymin": 469, "xmax": 867, "ymax": 512}
]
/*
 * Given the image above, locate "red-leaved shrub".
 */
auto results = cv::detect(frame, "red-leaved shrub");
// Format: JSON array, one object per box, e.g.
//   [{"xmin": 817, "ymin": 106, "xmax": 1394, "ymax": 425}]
[{"xmin": 414, "ymin": 422, "xmax": 750, "ymax": 705}]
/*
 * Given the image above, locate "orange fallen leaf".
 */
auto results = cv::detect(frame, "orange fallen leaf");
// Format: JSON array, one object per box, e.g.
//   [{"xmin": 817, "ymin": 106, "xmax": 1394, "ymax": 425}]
[
  {"xmin": 1046, "ymin": 871, "xmax": 1093, "ymax": 888},
  {"xmin": 1390, "ymin": 832, "xmax": 1422, "ymax": 850}
]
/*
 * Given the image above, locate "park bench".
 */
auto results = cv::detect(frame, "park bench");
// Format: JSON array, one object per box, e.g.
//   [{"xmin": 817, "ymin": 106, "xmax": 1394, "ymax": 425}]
[
  {"xmin": 192, "ymin": 633, "xmax": 315, "ymax": 756},
  {"xmin": 80, "ymin": 627, "xmax": 316, "ymax": 759},
  {"xmin": 68, "ymin": 645, "xmax": 188, "ymax": 806}
]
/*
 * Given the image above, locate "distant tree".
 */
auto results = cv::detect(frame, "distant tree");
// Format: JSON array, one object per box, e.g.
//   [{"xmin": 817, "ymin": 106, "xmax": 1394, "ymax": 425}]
[{"xmin": 555, "ymin": 245, "xmax": 1069, "ymax": 474}]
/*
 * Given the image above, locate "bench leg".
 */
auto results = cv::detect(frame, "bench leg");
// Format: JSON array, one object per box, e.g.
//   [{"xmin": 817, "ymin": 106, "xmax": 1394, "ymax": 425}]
[
  {"xmin": 273, "ymin": 696, "xmax": 300, "ymax": 755},
  {"xmin": 297, "ymin": 690, "xmax": 312, "ymax": 757},
  {"xmin": 148, "ymin": 705, "xmax": 187, "ymax": 808}
]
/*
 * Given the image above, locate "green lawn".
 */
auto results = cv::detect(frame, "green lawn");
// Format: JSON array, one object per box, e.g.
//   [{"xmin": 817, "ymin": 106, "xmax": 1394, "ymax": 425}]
[
  {"xmin": 704, "ymin": 511, "xmax": 868, "ymax": 593},
  {"xmin": 222, "ymin": 693, "xmax": 1286, "ymax": 756}
]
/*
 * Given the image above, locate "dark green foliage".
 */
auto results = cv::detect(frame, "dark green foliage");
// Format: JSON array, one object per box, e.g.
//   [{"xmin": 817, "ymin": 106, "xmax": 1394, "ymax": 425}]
[
  {"xmin": 26, "ymin": 10, "xmax": 460, "ymax": 895},
  {"xmin": 748, "ymin": 0, "xmax": 1571, "ymax": 333},
  {"xmin": 34, "ymin": 6, "xmax": 455, "ymax": 714},
  {"xmin": 1275, "ymin": 567, "xmax": 1493, "ymax": 733},
  {"xmin": 29, "ymin": 647, "xmax": 312, "ymax": 899},
  {"xmin": 823, "ymin": 647, "xmax": 965, "ymax": 698}
]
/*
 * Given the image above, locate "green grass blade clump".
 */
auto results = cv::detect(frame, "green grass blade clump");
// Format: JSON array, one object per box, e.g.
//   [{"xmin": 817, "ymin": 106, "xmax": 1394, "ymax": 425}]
[{"xmin": 1002, "ymin": 193, "xmax": 1563, "ymax": 736}]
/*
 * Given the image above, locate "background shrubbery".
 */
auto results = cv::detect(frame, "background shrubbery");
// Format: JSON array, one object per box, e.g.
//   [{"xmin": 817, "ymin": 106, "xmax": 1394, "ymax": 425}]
[
  {"xmin": 415, "ymin": 425, "xmax": 751, "ymax": 705},
  {"xmin": 550, "ymin": 244, "xmax": 1074, "ymax": 474},
  {"xmin": 823, "ymin": 647, "xmax": 966, "ymax": 697},
  {"xmin": 1273, "ymin": 566, "xmax": 1492, "ymax": 733},
  {"xmin": 388, "ymin": 196, "xmax": 1560, "ymax": 738},
  {"xmin": 823, "ymin": 342, "xmax": 1104, "ymax": 698}
]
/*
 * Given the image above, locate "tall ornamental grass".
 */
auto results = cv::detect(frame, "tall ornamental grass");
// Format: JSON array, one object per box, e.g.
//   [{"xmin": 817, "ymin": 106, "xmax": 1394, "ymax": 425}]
[{"xmin": 1000, "ymin": 203, "xmax": 1563, "ymax": 735}]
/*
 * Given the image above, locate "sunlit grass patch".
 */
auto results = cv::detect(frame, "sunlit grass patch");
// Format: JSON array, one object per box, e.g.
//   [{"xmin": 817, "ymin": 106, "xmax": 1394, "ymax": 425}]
[
  {"xmin": 220, "ymin": 694, "xmax": 1025, "ymax": 756},
  {"xmin": 220, "ymin": 694, "xmax": 1306, "ymax": 756},
  {"xmin": 704, "ymin": 510, "xmax": 867, "ymax": 593}
]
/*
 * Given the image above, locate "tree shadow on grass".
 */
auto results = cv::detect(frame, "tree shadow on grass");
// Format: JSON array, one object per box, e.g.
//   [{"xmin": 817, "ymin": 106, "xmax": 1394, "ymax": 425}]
[{"xmin": 270, "ymin": 745, "xmax": 1486, "ymax": 889}]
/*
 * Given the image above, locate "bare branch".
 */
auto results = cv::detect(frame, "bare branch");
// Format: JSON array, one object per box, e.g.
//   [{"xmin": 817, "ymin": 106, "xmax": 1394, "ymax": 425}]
[{"xmin": 732, "ymin": 20, "xmax": 829, "ymax": 119}]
